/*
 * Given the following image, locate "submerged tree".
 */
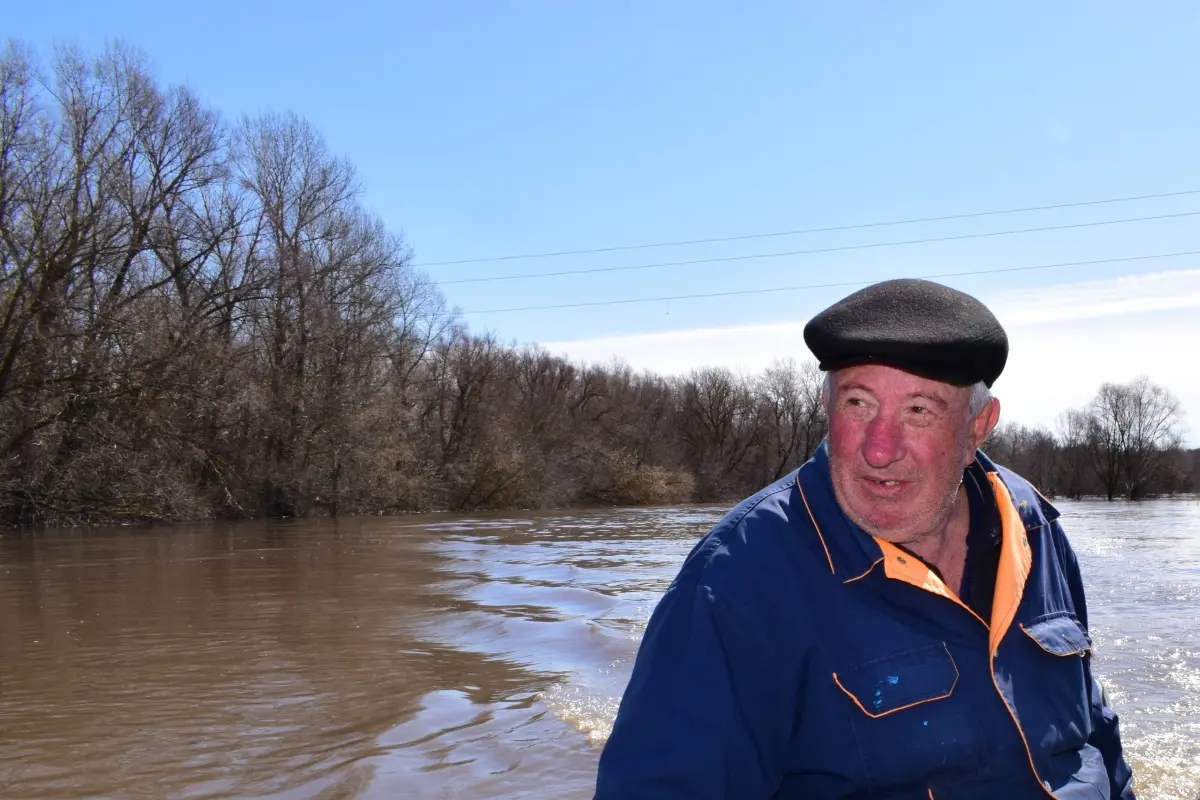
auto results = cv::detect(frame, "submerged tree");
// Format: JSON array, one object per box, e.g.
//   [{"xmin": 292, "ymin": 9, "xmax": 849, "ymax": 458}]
[
  {"xmin": 1053, "ymin": 409, "xmax": 1093, "ymax": 500},
  {"xmin": 1114, "ymin": 376, "xmax": 1185, "ymax": 500},
  {"xmin": 756, "ymin": 358, "xmax": 827, "ymax": 483},
  {"xmin": 0, "ymin": 41, "xmax": 448, "ymax": 525},
  {"xmin": 1083, "ymin": 376, "xmax": 1185, "ymax": 501}
]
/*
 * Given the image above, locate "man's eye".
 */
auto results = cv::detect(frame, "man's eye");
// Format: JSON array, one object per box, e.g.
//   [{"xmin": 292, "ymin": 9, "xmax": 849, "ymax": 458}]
[{"xmin": 910, "ymin": 405, "xmax": 929, "ymax": 414}]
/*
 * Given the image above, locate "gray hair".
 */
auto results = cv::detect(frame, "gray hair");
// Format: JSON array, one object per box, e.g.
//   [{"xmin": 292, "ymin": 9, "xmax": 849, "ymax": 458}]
[{"xmin": 821, "ymin": 371, "xmax": 993, "ymax": 418}]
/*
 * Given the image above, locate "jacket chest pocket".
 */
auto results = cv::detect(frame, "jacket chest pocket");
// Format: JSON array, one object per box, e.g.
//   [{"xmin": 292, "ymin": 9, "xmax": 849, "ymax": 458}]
[
  {"xmin": 832, "ymin": 643, "xmax": 989, "ymax": 790},
  {"xmin": 1018, "ymin": 612, "xmax": 1096, "ymax": 754}
]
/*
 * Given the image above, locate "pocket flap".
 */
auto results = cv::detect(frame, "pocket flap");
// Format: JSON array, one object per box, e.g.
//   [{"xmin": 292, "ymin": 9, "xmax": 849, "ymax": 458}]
[
  {"xmin": 1021, "ymin": 614, "xmax": 1092, "ymax": 656},
  {"xmin": 833, "ymin": 643, "xmax": 959, "ymax": 718}
]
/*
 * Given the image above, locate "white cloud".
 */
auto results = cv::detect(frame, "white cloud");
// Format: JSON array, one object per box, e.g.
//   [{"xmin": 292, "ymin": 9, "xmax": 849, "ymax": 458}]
[
  {"xmin": 998, "ymin": 310, "xmax": 1196, "ymax": 440},
  {"xmin": 987, "ymin": 268, "xmax": 1200, "ymax": 326},
  {"xmin": 543, "ymin": 269, "xmax": 1200, "ymax": 444}
]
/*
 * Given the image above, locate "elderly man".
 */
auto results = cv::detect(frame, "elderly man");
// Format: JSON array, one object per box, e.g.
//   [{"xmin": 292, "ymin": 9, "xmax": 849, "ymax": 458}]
[{"xmin": 594, "ymin": 279, "xmax": 1135, "ymax": 799}]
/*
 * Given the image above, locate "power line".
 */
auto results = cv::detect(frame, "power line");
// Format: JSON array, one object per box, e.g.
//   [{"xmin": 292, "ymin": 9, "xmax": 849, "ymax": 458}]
[
  {"xmin": 415, "ymin": 189, "xmax": 1200, "ymax": 267},
  {"xmin": 465, "ymin": 250, "xmax": 1200, "ymax": 314},
  {"xmin": 440, "ymin": 211, "xmax": 1200, "ymax": 285}
]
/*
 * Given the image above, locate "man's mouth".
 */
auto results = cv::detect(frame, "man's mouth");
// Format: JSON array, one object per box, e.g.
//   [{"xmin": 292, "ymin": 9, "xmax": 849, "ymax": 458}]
[{"xmin": 861, "ymin": 477, "xmax": 910, "ymax": 492}]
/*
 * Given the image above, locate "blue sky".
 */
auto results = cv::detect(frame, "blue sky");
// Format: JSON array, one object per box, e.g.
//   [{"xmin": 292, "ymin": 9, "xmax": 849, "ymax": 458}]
[{"xmin": 9, "ymin": 1, "xmax": 1200, "ymax": 438}]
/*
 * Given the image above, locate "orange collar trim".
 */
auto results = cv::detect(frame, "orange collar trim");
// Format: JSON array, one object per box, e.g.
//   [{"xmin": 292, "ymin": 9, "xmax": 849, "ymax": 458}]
[{"xmin": 864, "ymin": 471, "xmax": 1032, "ymax": 642}]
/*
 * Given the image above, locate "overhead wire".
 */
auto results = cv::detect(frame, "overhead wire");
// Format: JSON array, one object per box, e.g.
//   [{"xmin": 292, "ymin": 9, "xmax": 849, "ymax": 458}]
[
  {"xmin": 465, "ymin": 250, "xmax": 1200, "ymax": 314},
  {"xmin": 414, "ymin": 188, "xmax": 1200, "ymax": 267},
  {"xmin": 440, "ymin": 211, "xmax": 1200, "ymax": 285}
]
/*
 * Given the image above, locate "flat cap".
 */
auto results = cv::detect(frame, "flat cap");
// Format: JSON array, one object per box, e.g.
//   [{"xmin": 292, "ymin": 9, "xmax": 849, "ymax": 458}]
[{"xmin": 803, "ymin": 278, "xmax": 1008, "ymax": 387}]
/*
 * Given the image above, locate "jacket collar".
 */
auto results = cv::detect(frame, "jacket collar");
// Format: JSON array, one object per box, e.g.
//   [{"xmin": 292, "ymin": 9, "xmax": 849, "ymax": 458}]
[
  {"xmin": 795, "ymin": 439, "xmax": 1049, "ymax": 650},
  {"xmin": 793, "ymin": 439, "xmax": 1058, "ymax": 583},
  {"xmin": 793, "ymin": 441, "xmax": 880, "ymax": 582}
]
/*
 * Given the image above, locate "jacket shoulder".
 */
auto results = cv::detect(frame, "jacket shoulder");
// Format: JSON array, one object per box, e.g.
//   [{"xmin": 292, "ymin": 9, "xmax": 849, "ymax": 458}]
[
  {"xmin": 679, "ymin": 471, "xmax": 815, "ymax": 589},
  {"xmin": 986, "ymin": 460, "xmax": 1086, "ymax": 577},
  {"xmin": 987, "ymin": 459, "xmax": 1063, "ymax": 530}
]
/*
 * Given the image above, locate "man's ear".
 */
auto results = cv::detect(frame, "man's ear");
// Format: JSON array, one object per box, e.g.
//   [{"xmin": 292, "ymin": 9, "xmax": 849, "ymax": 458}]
[{"xmin": 969, "ymin": 397, "xmax": 1001, "ymax": 453}]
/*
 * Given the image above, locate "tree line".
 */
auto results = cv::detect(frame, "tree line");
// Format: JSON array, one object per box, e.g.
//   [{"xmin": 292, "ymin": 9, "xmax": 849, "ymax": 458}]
[
  {"xmin": 0, "ymin": 41, "xmax": 1194, "ymax": 527},
  {"xmin": 985, "ymin": 376, "xmax": 1194, "ymax": 501}
]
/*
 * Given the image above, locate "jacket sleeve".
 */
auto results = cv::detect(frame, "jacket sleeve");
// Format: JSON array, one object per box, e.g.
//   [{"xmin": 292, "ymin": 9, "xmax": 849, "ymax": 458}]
[
  {"xmin": 1088, "ymin": 676, "xmax": 1135, "ymax": 799},
  {"xmin": 1058, "ymin": 522, "xmax": 1136, "ymax": 799},
  {"xmin": 593, "ymin": 553, "xmax": 797, "ymax": 799}
]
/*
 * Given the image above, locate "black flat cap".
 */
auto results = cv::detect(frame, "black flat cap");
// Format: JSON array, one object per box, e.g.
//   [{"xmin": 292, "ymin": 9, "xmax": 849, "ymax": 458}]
[{"xmin": 803, "ymin": 278, "xmax": 1008, "ymax": 387}]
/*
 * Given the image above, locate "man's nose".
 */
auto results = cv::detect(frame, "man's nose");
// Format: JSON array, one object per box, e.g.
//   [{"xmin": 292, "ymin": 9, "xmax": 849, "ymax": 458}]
[{"xmin": 862, "ymin": 413, "xmax": 904, "ymax": 468}]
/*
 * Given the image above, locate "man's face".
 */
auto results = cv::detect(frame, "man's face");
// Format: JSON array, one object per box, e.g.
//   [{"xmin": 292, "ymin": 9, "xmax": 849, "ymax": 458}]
[{"xmin": 825, "ymin": 364, "xmax": 998, "ymax": 544}]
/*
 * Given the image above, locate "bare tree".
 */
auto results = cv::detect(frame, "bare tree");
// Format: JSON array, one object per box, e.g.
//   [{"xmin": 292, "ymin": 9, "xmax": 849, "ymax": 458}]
[
  {"xmin": 1119, "ymin": 376, "xmax": 1185, "ymax": 499},
  {"xmin": 756, "ymin": 358, "xmax": 826, "ymax": 482},
  {"xmin": 1083, "ymin": 376, "xmax": 1185, "ymax": 500},
  {"xmin": 1086, "ymin": 383, "xmax": 1129, "ymax": 501},
  {"xmin": 678, "ymin": 367, "xmax": 764, "ymax": 499},
  {"xmin": 986, "ymin": 422, "xmax": 1058, "ymax": 495},
  {"xmin": 1054, "ymin": 409, "xmax": 1093, "ymax": 500},
  {"xmin": 0, "ymin": 41, "xmax": 227, "ymax": 524}
]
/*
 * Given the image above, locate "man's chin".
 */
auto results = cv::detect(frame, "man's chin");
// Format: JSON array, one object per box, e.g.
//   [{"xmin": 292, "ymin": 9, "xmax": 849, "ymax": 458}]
[
  {"xmin": 834, "ymin": 482, "xmax": 923, "ymax": 539},
  {"xmin": 845, "ymin": 503, "xmax": 918, "ymax": 541}
]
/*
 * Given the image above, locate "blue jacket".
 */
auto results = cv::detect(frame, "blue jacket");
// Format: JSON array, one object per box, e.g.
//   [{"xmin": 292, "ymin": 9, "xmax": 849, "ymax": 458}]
[{"xmin": 595, "ymin": 442, "xmax": 1135, "ymax": 799}]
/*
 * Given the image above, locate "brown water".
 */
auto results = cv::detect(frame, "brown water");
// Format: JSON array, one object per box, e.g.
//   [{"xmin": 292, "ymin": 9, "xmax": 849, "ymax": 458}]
[{"xmin": 1, "ymin": 500, "xmax": 1197, "ymax": 799}]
